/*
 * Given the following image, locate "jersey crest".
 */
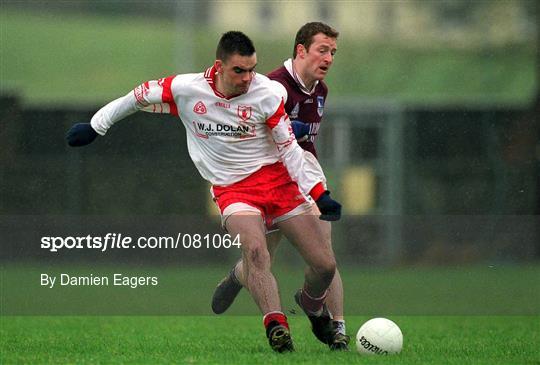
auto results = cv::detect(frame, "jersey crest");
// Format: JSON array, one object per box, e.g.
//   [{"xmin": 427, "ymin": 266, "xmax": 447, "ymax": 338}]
[
  {"xmin": 193, "ymin": 101, "xmax": 207, "ymax": 114},
  {"xmin": 237, "ymin": 105, "xmax": 252, "ymax": 122}
]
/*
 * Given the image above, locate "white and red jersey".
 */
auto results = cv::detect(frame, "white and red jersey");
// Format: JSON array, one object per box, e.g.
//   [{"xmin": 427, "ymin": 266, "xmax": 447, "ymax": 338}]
[{"xmin": 90, "ymin": 66, "xmax": 327, "ymax": 198}]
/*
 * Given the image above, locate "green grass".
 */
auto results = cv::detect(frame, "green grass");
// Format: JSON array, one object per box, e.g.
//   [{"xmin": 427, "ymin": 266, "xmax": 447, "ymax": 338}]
[
  {"xmin": 1, "ymin": 316, "xmax": 538, "ymax": 364},
  {"xmin": 2, "ymin": 264, "xmax": 539, "ymax": 316},
  {"xmin": 1, "ymin": 264, "xmax": 539, "ymax": 363},
  {"xmin": 1, "ymin": 10, "xmax": 536, "ymax": 106}
]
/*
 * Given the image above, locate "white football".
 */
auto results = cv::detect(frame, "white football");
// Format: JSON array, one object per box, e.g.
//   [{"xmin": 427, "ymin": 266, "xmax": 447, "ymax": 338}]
[{"xmin": 356, "ymin": 317, "xmax": 403, "ymax": 355}]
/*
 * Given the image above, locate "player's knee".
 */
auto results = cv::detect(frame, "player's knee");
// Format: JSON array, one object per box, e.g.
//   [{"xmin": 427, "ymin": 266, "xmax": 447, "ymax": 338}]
[
  {"xmin": 243, "ymin": 241, "xmax": 271, "ymax": 269},
  {"xmin": 314, "ymin": 258, "xmax": 336, "ymax": 284}
]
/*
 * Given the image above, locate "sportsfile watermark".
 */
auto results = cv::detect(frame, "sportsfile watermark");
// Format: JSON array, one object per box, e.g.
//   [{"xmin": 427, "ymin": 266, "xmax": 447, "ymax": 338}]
[
  {"xmin": 2, "ymin": 215, "xmax": 538, "ymax": 315},
  {"xmin": 40, "ymin": 233, "xmax": 241, "ymax": 252}
]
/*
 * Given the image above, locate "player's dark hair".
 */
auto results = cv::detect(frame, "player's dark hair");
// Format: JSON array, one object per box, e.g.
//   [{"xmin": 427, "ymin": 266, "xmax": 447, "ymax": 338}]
[
  {"xmin": 293, "ymin": 22, "xmax": 339, "ymax": 58},
  {"xmin": 216, "ymin": 31, "xmax": 256, "ymax": 62}
]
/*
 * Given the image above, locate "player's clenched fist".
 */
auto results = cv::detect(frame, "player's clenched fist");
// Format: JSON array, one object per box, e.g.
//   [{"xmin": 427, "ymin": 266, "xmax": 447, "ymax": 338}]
[
  {"xmin": 316, "ymin": 191, "xmax": 342, "ymax": 221},
  {"xmin": 66, "ymin": 123, "xmax": 98, "ymax": 147}
]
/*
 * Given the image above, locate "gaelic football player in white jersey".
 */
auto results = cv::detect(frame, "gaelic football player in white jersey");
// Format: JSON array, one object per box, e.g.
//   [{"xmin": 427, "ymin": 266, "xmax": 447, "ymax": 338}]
[
  {"xmin": 66, "ymin": 31, "xmax": 342, "ymax": 353},
  {"xmin": 212, "ymin": 22, "xmax": 350, "ymax": 351}
]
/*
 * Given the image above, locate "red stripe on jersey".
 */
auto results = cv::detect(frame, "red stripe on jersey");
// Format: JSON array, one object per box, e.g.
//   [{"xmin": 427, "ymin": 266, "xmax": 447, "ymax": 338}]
[
  {"xmin": 204, "ymin": 66, "xmax": 213, "ymax": 80},
  {"xmin": 266, "ymin": 99, "xmax": 286, "ymax": 129},
  {"xmin": 161, "ymin": 76, "xmax": 179, "ymax": 116},
  {"xmin": 205, "ymin": 65, "xmax": 228, "ymax": 99}
]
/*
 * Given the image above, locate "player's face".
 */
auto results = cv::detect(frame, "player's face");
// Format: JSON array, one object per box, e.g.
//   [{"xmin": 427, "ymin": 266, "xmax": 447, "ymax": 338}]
[
  {"xmin": 216, "ymin": 53, "xmax": 257, "ymax": 97},
  {"xmin": 303, "ymin": 33, "xmax": 337, "ymax": 81}
]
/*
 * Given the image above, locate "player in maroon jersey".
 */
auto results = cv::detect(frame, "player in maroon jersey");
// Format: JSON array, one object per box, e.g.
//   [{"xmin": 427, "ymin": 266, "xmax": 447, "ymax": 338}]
[
  {"xmin": 267, "ymin": 23, "xmax": 333, "ymax": 159},
  {"xmin": 211, "ymin": 23, "xmax": 349, "ymax": 350}
]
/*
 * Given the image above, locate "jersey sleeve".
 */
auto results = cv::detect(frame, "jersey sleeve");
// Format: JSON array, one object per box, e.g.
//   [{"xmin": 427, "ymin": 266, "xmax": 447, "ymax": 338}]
[
  {"xmin": 91, "ymin": 76, "xmax": 179, "ymax": 136},
  {"xmin": 265, "ymin": 84, "xmax": 327, "ymax": 199}
]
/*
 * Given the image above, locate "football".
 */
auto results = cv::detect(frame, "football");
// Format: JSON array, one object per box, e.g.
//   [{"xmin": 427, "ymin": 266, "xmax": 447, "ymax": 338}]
[{"xmin": 356, "ymin": 317, "xmax": 403, "ymax": 355}]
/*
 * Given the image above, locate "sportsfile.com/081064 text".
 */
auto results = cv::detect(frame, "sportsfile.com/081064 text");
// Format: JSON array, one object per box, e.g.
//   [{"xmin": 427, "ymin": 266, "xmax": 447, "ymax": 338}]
[{"xmin": 40, "ymin": 233, "xmax": 241, "ymax": 252}]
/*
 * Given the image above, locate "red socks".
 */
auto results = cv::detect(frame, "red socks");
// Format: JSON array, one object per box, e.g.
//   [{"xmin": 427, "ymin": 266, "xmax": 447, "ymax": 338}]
[{"xmin": 263, "ymin": 311, "xmax": 289, "ymax": 330}]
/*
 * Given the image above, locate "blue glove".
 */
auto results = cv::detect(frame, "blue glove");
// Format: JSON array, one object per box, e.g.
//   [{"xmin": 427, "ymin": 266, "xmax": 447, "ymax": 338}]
[
  {"xmin": 66, "ymin": 123, "xmax": 98, "ymax": 147},
  {"xmin": 316, "ymin": 191, "xmax": 342, "ymax": 221},
  {"xmin": 291, "ymin": 120, "xmax": 311, "ymax": 140}
]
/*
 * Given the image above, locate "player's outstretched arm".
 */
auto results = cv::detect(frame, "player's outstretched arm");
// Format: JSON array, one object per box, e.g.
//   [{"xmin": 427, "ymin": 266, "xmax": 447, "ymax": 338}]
[
  {"xmin": 66, "ymin": 76, "xmax": 179, "ymax": 147},
  {"xmin": 65, "ymin": 92, "xmax": 138, "ymax": 147}
]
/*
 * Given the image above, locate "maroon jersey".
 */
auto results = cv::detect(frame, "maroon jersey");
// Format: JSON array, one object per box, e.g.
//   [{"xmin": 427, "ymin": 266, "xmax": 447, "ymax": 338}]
[{"xmin": 267, "ymin": 64, "xmax": 328, "ymax": 158}]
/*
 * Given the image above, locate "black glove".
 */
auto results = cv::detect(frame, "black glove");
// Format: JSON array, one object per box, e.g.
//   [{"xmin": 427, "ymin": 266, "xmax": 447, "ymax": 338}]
[
  {"xmin": 316, "ymin": 191, "xmax": 342, "ymax": 221},
  {"xmin": 291, "ymin": 120, "xmax": 311, "ymax": 141},
  {"xmin": 66, "ymin": 123, "xmax": 98, "ymax": 147}
]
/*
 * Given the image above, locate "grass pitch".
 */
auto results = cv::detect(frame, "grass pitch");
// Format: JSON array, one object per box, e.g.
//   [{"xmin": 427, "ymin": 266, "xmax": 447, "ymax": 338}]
[
  {"xmin": 1, "ymin": 264, "xmax": 539, "ymax": 364},
  {"xmin": 1, "ymin": 316, "xmax": 538, "ymax": 364}
]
